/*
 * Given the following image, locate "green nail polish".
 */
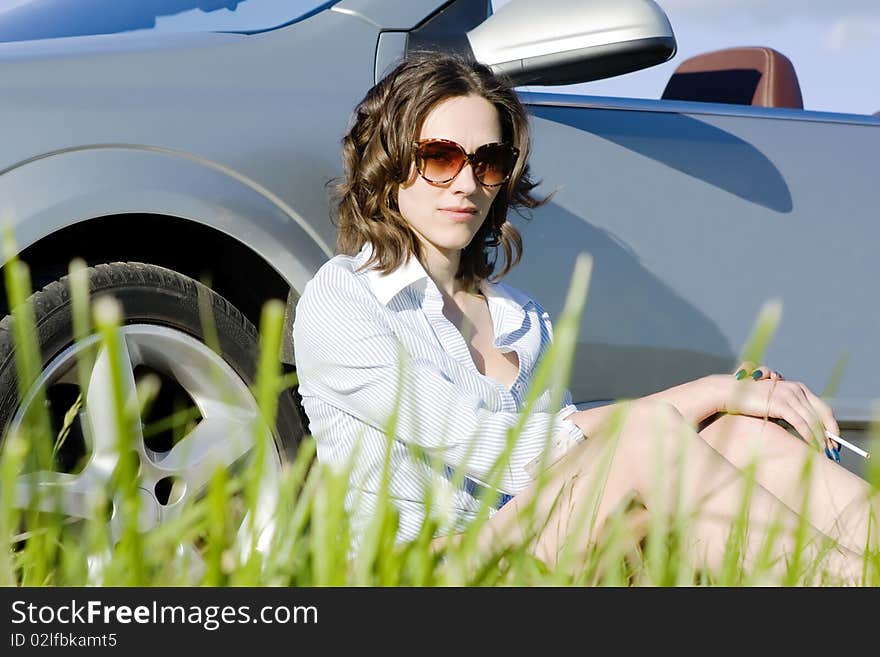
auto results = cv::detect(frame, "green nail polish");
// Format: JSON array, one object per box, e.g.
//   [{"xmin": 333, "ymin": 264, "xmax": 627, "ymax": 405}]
[
  {"xmin": 751, "ymin": 369, "xmax": 763, "ymax": 380},
  {"xmin": 734, "ymin": 369, "xmax": 747, "ymax": 380}
]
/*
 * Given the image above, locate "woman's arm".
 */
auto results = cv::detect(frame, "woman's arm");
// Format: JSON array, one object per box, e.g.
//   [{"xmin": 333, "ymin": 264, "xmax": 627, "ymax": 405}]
[
  {"xmin": 631, "ymin": 375, "xmax": 725, "ymax": 427},
  {"xmin": 565, "ymin": 371, "xmax": 839, "ymax": 452},
  {"xmin": 562, "ymin": 375, "xmax": 722, "ymax": 440}
]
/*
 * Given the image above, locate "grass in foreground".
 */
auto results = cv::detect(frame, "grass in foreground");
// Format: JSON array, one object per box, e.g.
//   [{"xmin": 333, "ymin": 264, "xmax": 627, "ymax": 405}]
[{"xmin": 1, "ymin": 248, "xmax": 878, "ymax": 587}]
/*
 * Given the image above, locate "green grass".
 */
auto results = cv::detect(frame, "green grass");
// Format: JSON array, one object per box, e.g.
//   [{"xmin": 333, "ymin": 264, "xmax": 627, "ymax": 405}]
[{"xmin": 1, "ymin": 245, "xmax": 879, "ymax": 587}]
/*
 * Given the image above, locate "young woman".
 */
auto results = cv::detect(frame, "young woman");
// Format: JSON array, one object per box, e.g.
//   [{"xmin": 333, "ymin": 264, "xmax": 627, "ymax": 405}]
[{"xmin": 292, "ymin": 53, "xmax": 877, "ymax": 581}]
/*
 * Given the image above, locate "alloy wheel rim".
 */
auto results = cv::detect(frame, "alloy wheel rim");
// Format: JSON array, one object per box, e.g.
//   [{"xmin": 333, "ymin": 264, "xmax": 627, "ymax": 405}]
[{"xmin": 9, "ymin": 323, "xmax": 281, "ymax": 574}]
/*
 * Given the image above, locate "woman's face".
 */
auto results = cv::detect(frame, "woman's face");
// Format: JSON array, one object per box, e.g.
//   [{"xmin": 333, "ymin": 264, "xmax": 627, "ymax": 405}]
[{"xmin": 397, "ymin": 93, "xmax": 503, "ymax": 259}]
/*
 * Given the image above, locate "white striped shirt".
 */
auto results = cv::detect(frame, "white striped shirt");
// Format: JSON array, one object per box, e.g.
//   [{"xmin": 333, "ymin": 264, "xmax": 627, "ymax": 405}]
[{"xmin": 292, "ymin": 242, "xmax": 584, "ymax": 544}]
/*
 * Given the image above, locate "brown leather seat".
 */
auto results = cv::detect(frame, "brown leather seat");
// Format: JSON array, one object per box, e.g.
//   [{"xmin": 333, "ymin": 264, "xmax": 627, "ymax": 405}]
[{"xmin": 662, "ymin": 47, "xmax": 804, "ymax": 109}]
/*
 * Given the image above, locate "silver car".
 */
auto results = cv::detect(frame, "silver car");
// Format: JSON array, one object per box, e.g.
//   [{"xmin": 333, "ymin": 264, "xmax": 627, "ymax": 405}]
[{"xmin": 1, "ymin": 0, "xmax": 877, "ymax": 539}]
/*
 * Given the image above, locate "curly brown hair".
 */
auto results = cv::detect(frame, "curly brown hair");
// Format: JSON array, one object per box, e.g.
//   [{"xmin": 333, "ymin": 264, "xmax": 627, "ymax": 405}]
[{"xmin": 332, "ymin": 51, "xmax": 546, "ymax": 291}]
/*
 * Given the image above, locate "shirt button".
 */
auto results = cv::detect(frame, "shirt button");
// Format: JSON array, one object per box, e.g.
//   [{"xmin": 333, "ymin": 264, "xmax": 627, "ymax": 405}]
[{"xmin": 514, "ymin": 381, "xmax": 526, "ymax": 395}]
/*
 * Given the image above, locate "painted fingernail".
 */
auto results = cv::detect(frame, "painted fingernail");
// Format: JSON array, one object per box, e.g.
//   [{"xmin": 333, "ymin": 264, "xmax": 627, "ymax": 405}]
[
  {"xmin": 825, "ymin": 447, "xmax": 834, "ymax": 460},
  {"xmin": 751, "ymin": 369, "xmax": 763, "ymax": 380},
  {"xmin": 735, "ymin": 369, "xmax": 747, "ymax": 380},
  {"xmin": 833, "ymin": 448, "xmax": 840, "ymax": 463}
]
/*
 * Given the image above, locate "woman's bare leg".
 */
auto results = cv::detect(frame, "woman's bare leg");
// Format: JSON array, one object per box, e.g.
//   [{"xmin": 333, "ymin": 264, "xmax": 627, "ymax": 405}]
[
  {"xmin": 698, "ymin": 413, "xmax": 879, "ymax": 555},
  {"xmin": 476, "ymin": 401, "xmax": 862, "ymax": 582}
]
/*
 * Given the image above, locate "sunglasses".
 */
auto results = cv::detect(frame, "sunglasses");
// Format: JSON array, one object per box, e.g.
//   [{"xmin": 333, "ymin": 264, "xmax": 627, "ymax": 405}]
[{"xmin": 412, "ymin": 138, "xmax": 519, "ymax": 187}]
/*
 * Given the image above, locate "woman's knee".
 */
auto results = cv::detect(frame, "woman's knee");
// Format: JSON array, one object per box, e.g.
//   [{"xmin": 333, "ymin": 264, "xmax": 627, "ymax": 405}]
[
  {"xmin": 558, "ymin": 400, "xmax": 696, "ymax": 497},
  {"xmin": 620, "ymin": 401, "xmax": 691, "ymax": 447},
  {"xmin": 608, "ymin": 400, "xmax": 697, "ymax": 479},
  {"xmin": 635, "ymin": 400, "xmax": 685, "ymax": 422}
]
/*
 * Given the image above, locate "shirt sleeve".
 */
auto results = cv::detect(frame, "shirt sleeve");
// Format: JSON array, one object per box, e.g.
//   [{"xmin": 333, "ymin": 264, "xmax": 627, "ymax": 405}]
[{"xmin": 292, "ymin": 262, "xmax": 584, "ymax": 492}]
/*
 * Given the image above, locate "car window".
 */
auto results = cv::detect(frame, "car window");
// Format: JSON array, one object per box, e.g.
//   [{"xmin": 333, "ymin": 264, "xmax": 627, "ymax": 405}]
[{"xmin": 0, "ymin": 0, "xmax": 339, "ymax": 43}]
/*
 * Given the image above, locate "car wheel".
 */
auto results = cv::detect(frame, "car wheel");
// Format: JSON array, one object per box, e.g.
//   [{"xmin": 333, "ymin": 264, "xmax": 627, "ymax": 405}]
[{"xmin": 0, "ymin": 261, "xmax": 304, "ymax": 565}]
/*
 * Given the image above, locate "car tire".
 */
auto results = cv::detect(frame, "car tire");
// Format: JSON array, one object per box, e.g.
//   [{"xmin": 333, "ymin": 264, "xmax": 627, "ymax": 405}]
[{"xmin": 0, "ymin": 261, "xmax": 304, "ymax": 532}]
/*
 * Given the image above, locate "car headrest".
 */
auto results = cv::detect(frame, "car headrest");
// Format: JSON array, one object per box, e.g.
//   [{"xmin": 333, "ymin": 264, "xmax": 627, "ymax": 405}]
[{"xmin": 662, "ymin": 47, "xmax": 804, "ymax": 109}]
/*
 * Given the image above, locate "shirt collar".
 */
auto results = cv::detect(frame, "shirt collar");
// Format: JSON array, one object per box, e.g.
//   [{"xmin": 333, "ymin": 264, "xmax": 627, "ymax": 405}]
[
  {"xmin": 479, "ymin": 279, "xmax": 530, "ymax": 342},
  {"xmin": 479, "ymin": 278, "xmax": 532, "ymax": 313},
  {"xmin": 357, "ymin": 241, "xmax": 532, "ymax": 326},
  {"xmin": 358, "ymin": 242, "xmax": 430, "ymax": 306}
]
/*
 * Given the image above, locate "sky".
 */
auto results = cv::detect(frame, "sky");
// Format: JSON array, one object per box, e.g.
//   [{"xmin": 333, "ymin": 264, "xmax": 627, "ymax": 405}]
[{"xmin": 497, "ymin": 0, "xmax": 880, "ymax": 117}]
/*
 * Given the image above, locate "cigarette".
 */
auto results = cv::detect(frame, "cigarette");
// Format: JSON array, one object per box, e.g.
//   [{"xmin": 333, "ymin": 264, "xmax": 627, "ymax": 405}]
[{"xmin": 825, "ymin": 431, "xmax": 870, "ymax": 459}]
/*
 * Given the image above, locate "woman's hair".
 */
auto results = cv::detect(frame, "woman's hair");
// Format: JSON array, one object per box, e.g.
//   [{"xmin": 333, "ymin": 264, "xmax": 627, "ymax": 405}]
[{"xmin": 333, "ymin": 51, "xmax": 546, "ymax": 289}]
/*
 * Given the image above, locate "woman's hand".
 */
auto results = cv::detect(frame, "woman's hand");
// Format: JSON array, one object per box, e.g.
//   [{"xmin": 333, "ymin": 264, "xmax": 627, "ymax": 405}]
[
  {"xmin": 716, "ymin": 366, "xmax": 840, "ymax": 452},
  {"xmin": 732, "ymin": 361, "xmax": 783, "ymax": 382}
]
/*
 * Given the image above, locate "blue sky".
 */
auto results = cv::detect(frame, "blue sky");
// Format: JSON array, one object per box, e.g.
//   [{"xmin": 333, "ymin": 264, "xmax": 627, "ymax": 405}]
[{"xmin": 501, "ymin": 0, "xmax": 880, "ymax": 117}]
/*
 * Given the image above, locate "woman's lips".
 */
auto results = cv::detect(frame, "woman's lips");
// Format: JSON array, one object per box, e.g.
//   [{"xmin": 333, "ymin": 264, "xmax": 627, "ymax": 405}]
[{"xmin": 439, "ymin": 208, "xmax": 478, "ymax": 222}]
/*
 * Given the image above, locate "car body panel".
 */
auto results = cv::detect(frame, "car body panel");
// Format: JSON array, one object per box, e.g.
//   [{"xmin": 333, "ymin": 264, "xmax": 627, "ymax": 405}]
[
  {"xmin": 511, "ymin": 96, "xmax": 879, "ymax": 425},
  {"xmin": 0, "ymin": 145, "xmax": 329, "ymax": 293},
  {"xmin": 333, "ymin": 0, "xmax": 472, "ymax": 30}
]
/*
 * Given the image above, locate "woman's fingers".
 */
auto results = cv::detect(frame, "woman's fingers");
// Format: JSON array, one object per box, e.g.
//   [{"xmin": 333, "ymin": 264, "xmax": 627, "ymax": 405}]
[
  {"xmin": 787, "ymin": 384, "xmax": 834, "ymax": 451},
  {"xmin": 767, "ymin": 383, "xmax": 827, "ymax": 449},
  {"xmin": 732, "ymin": 362, "xmax": 754, "ymax": 380},
  {"xmin": 797, "ymin": 383, "xmax": 841, "ymax": 449},
  {"xmin": 751, "ymin": 366, "xmax": 768, "ymax": 380},
  {"xmin": 786, "ymin": 411, "xmax": 821, "ymax": 448},
  {"xmin": 733, "ymin": 361, "xmax": 776, "ymax": 381},
  {"xmin": 730, "ymin": 374, "xmax": 840, "ymax": 458},
  {"xmin": 733, "ymin": 362, "xmax": 781, "ymax": 381}
]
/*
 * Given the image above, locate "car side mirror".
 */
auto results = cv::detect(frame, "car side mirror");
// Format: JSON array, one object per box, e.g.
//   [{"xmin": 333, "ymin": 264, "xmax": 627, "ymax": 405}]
[{"xmin": 467, "ymin": 0, "xmax": 676, "ymax": 86}]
